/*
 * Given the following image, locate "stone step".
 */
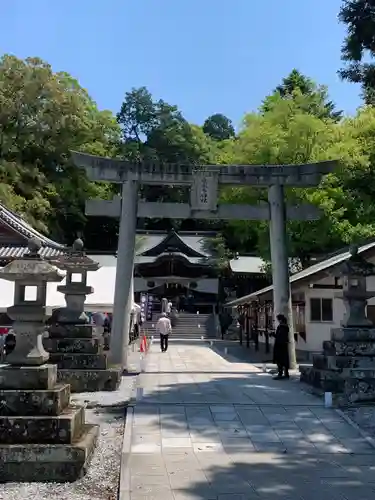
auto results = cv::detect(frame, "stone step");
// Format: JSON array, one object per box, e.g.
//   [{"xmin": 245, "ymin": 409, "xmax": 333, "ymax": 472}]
[
  {"xmin": 57, "ymin": 367, "xmax": 122, "ymax": 393},
  {"xmin": 323, "ymin": 340, "xmax": 375, "ymax": 356},
  {"xmin": 49, "ymin": 353, "xmax": 108, "ymax": 370},
  {"xmin": 0, "ymin": 406, "xmax": 85, "ymax": 444},
  {"xmin": 331, "ymin": 327, "xmax": 375, "ymax": 342},
  {"xmin": 313, "ymin": 354, "xmax": 375, "ymax": 370},
  {"xmin": 48, "ymin": 324, "xmax": 97, "ymax": 339},
  {"xmin": 301, "ymin": 365, "xmax": 375, "ymax": 400},
  {"xmin": 0, "ymin": 384, "xmax": 70, "ymax": 416},
  {"xmin": 44, "ymin": 337, "xmax": 103, "ymax": 355},
  {"xmin": 0, "ymin": 364, "xmax": 57, "ymax": 390},
  {"xmin": 0, "ymin": 423, "xmax": 99, "ymax": 482}
]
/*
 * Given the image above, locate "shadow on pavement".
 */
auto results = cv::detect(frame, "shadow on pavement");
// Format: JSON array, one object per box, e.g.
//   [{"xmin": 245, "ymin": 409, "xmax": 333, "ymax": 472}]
[{"xmin": 127, "ymin": 344, "xmax": 375, "ymax": 499}]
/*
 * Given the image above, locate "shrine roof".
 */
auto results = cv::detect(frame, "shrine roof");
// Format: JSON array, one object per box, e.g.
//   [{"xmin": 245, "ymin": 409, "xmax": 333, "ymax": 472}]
[
  {"xmin": 0, "ymin": 244, "xmax": 63, "ymax": 260},
  {"xmin": 226, "ymin": 239, "xmax": 375, "ymax": 307},
  {"xmin": 229, "ymin": 256, "xmax": 265, "ymax": 274},
  {"xmin": 0, "ymin": 202, "xmax": 66, "ymax": 259},
  {"xmin": 135, "ymin": 230, "xmax": 212, "ymax": 263},
  {"xmin": 134, "ymin": 253, "xmax": 203, "ymax": 265}
]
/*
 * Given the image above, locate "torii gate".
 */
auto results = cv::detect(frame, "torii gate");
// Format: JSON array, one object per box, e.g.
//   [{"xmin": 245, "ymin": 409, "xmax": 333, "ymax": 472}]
[{"xmin": 71, "ymin": 152, "xmax": 336, "ymax": 369}]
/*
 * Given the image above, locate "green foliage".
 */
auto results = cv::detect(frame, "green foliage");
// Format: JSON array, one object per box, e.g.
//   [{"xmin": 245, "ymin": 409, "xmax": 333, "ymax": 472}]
[
  {"xmin": 2, "ymin": 52, "xmax": 375, "ymax": 270},
  {"xmin": 261, "ymin": 69, "xmax": 342, "ymax": 121},
  {"xmin": 117, "ymin": 87, "xmax": 215, "ymax": 165},
  {"xmin": 0, "ymin": 54, "xmax": 121, "ymax": 244},
  {"xmin": 203, "ymin": 114, "xmax": 235, "ymax": 141},
  {"xmin": 201, "ymin": 234, "xmax": 233, "ymax": 274},
  {"xmin": 116, "ymin": 87, "xmax": 218, "ymax": 230},
  {"xmin": 221, "ymin": 92, "xmax": 375, "ymax": 265},
  {"xmin": 339, "ymin": 0, "xmax": 375, "ymax": 104}
]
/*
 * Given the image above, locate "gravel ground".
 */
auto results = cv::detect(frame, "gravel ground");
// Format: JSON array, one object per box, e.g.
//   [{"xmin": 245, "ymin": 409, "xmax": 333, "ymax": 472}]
[
  {"xmin": 0, "ymin": 374, "xmax": 138, "ymax": 500},
  {"xmin": 344, "ymin": 405, "xmax": 375, "ymax": 438}
]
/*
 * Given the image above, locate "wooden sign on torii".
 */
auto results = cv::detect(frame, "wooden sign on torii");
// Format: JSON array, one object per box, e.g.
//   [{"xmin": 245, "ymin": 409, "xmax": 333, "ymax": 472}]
[{"xmin": 71, "ymin": 151, "xmax": 337, "ymax": 369}]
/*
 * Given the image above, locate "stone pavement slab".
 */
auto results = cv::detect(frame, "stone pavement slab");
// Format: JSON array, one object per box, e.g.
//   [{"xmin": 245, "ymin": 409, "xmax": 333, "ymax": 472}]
[{"xmin": 120, "ymin": 343, "xmax": 375, "ymax": 499}]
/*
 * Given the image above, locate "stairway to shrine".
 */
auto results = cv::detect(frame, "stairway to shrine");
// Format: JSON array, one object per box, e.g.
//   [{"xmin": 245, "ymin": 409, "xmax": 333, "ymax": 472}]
[{"xmin": 140, "ymin": 312, "xmax": 215, "ymax": 340}]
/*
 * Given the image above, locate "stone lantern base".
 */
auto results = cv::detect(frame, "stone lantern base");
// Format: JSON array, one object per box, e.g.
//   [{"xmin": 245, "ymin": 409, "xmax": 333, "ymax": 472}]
[
  {"xmin": 0, "ymin": 363, "xmax": 99, "ymax": 482},
  {"xmin": 300, "ymin": 327, "xmax": 375, "ymax": 406},
  {"xmin": 44, "ymin": 324, "xmax": 121, "ymax": 393}
]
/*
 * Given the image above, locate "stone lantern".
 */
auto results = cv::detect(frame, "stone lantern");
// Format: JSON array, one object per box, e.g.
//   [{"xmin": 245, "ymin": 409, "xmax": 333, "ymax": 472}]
[
  {"xmin": 336, "ymin": 245, "xmax": 375, "ymax": 328},
  {"xmin": 0, "ymin": 237, "xmax": 64, "ymax": 365},
  {"xmin": 50, "ymin": 238, "xmax": 100, "ymax": 325},
  {"xmin": 44, "ymin": 239, "xmax": 121, "ymax": 393},
  {"xmin": 300, "ymin": 245, "xmax": 375, "ymax": 405},
  {"xmin": 0, "ymin": 238, "xmax": 98, "ymax": 482}
]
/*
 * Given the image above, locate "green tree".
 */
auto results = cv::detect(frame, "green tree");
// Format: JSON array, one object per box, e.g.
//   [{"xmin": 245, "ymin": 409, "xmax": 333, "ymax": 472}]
[
  {"xmin": 117, "ymin": 86, "xmax": 215, "ymax": 164},
  {"xmin": 117, "ymin": 87, "xmax": 218, "ymax": 230},
  {"xmin": 339, "ymin": 0, "xmax": 375, "ymax": 104},
  {"xmin": 201, "ymin": 234, "xmax": 233, "ymax": 276},
  {"xmin": 261, "ymin": 69, "xmax": 342, "ymax": 121},
  {"xmin": 203, "ymin": 113, "xmax": 235, "ymax": 141},
  {"xmin": 0, "ymin": 54, "xmax": 121, "ymax": 244},
  {"xmin": 222, "ymin": 93, "xmax": 375, "ymax": 266}
]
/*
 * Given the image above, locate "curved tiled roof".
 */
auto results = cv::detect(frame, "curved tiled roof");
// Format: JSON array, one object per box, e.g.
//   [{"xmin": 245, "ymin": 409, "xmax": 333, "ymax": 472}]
[
  {"xmin": 0, "ymin": 245, "xmax": 63, "ymax": 259},
  {"xmin": 136, "ymin": 230, "xmax": 211, "ymax": 259},
  {"xmin": 0, "ymin": 202, "xmax": 66, "ymax": 259},
  {"xmin": 0, "ymin": 203, "xmax": 65, "ymax": 249},
  {"xmin": 226, "ymin": 239, "xmax": 375, "ymax": 307}
]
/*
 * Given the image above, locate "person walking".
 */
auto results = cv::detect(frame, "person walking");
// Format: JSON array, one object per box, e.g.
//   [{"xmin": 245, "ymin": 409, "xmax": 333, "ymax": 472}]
[
  {"xmin": 167, "ymin": 300, "xmax": 172, "ymax": 316},
  {"xmin": 272, "ymin": 313, "xmax": 290, "ymax": 379},
  {"xmin": 156, "ymin": 312, "xmax": 172, "ymax": 352},
  {"xmin": 161, "ymin": 297, "xmax": 168, "ymax": 314}
]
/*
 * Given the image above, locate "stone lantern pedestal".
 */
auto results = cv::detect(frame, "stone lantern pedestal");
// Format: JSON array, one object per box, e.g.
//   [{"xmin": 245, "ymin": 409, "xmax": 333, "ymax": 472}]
[
  {"xmin": 0, "ymin": 238, "xmax": 98, "ymax": 482},
  {"xmin": 45, "ymin": 239, "xmax": 121, "ymax": 392},
  {"xmin": 300, "ymin": 246, "xmax": 375, "ymax": 405}
]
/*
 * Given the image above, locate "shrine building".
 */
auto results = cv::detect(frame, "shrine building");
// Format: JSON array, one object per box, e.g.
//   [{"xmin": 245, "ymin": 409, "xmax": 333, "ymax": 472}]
[{"xmin": 0, "ymin": 202, "xmax": 267, "ymax": 317}]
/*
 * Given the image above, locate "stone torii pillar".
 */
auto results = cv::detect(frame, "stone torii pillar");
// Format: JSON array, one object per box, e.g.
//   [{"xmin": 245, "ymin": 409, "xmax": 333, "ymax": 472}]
[
  {"xmin": 71, "ymin": 152, "xmax": 337, "ymax": 369},
  {"xmin": 268, "ymin": 184, "xmax": 295, "ymax": 366},
  {"xmin": 112, "ymin": 180, "xmax": 138, "ymax": 368}
]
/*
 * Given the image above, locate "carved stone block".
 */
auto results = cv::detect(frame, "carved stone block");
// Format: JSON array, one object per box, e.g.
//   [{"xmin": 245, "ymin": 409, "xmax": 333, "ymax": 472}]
[
  {"xmin": 48, "ymin": 353, "xmax": 108, "ymax": 370},
  {"xmin": 0, "ymin": 385, "xmax": 70, "ymax": 416},
  {"xmin": 44, "ymin": 337, "xmax": 102, "ymax": 355},
  {"xmin": 48, "ymin": 324, "xmax": 96, "ymax": 339},
  {"xmin": 0, "ymin": 406, "xmax": 85, "ymax": 444},
  {"xmin": 56, "ymin": 367, "xmax": 122, "ymax": 393},
  {"xmin": 0, "ymin": 424, "xmax": 99, "ymax": 482},
  {"xmin": 0, "ymin": 364, "xmax": 57, "ymax": 390}
]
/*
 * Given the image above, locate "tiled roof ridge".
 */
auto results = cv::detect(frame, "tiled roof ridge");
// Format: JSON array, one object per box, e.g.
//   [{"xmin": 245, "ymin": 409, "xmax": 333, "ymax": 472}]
[
  {"xmin": 0, "ymin": 202, "xmax": 66, "ymax": 249},
  {"xmin": 136, "ymin": 229, "xmax": 217, "ymax": 236},
  {"xmin": 226, "ymin": 238, "xmax": 375, "ymax": 307},
  {"xmin": 311, "ymin": 237, "xmax": 375, "ymax": 265}
]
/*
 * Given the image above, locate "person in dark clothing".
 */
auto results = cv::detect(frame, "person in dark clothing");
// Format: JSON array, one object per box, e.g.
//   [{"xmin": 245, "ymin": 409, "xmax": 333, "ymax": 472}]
[
  {"xmin": 272, "ymin": 314, "xmax": 290, "ymax": 379},
  {"xmin": 103, "ymin": 316, "xmax": 111, "ymax": 350},
  {"xmin": 4, "ymin": 332, "xmax": 16, "ymax": 357}
]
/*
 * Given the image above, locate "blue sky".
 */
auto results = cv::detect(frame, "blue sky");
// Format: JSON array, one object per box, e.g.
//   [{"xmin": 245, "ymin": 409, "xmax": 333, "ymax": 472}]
[{"xmin": 1, "ymin": 0, "xmax": 361, "ymax": 127}]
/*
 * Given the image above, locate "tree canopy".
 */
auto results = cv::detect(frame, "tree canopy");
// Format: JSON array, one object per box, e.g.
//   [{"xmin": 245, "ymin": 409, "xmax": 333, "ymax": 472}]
[
  {"xmin": 1, "ymin": 53, "xmax": 375, "ymax": 269},
  {"xmin": 339, "ymin": 0, "xmax": 375, "ymax": 104},
  {"xmin": 261, "ymin": 69, "xmax": 342, "ymax": 121},
  {"xmin": 203, "ymin": 114, "xmax": 235, "ymax": 141}
]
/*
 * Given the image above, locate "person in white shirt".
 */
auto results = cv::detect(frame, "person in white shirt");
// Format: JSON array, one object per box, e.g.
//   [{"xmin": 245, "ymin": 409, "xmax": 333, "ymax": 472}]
[
  {"xmin": 167, "ymin": 300, "xmax": 172, "ymax": 315},
  {"xmin": 156, "ymin": 312, "xmax": 172, "ymax": 352},
  {"xmin": 161, "ymin": 297, "xmax": 168, "ymax": 313}
]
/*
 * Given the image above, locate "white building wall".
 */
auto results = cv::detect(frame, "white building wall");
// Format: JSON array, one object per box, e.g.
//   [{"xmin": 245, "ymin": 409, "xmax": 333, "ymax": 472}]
[
  {"xmin": 295, "ymin": 267, "xmax": 375, "ymax": 354},
  {"xmin": 302, "ymin": 287, "xmax": 344, "ymax": 353}
]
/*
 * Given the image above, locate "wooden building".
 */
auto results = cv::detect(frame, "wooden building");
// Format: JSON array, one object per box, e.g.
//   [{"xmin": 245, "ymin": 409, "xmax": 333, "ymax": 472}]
[
  {"xmin": 0, "ymin": 202, "xmax": 268, "ymax": 317},
  {"xmin": 226, "ymin": 240, "xmax": 375, "ymax": 360}
]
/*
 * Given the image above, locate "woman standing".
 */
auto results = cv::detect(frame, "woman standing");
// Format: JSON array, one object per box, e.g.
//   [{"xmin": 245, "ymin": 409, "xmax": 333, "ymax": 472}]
[{"xmin": 273, "ymin": 314, "xmax": 290, "ymax": 379}]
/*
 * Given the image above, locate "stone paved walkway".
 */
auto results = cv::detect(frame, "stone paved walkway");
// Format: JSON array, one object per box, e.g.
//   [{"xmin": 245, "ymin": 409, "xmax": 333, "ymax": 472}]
[{"xmin": 121, "ymin": 342, "xmax": 375, "ymax": 499}]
